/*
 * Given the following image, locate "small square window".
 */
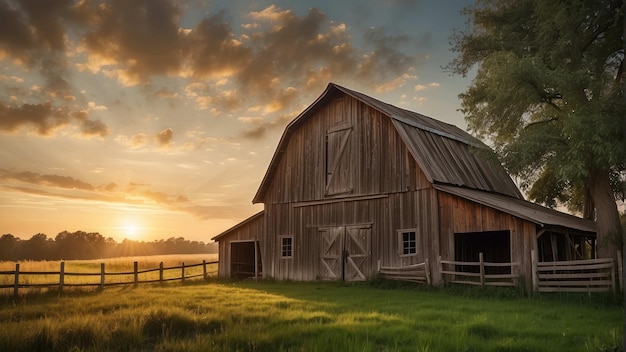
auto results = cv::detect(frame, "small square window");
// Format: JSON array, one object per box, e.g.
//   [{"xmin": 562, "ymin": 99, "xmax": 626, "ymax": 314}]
[
  {"xmin": 398, "ymin": 230, "xmax": 417, "ymax": 256},
  {"xmin": 281, "ymin": 237, "xmax": 293, "ymax": 258}
]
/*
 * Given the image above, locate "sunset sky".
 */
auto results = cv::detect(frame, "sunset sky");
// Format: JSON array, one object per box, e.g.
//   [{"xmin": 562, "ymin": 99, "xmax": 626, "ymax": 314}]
[{"xmin": 0, "ymin": 0, "xmax": 476, "ymax": 242}]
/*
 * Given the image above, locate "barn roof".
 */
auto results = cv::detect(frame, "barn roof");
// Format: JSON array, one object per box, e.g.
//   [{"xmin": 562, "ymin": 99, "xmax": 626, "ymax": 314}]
[
  {"xmin": 434, "ymin": 185, "xmax": 596, "ymax": 234},
  {"xmin": 253, "ymin": 83, "xmax": 522, "ymax": 203},
  {"xmin": 211, "ymin": 211, "xmax": 264, "ymax": 241}
]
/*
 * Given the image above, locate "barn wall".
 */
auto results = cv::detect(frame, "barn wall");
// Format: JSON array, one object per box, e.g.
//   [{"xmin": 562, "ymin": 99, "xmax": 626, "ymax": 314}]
[
  {"xmin": 215, "ymin": 214, "xmax": 265, "ymax": 278},
  {"xmin": 437, "ymin": 192, "xmax": 537, "ymax": 288},
  {"xmin": 262, "ymin": 93, "xmax": 432, "ymax": 205},
  {"xmin": 264, "ymin": 188, "xmax": 439, "ymax": 281}
]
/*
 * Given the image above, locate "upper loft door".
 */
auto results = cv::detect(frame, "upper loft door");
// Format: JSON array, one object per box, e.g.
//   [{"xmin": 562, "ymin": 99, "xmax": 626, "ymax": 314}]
[{"xmin": 325, "ymin": 126, "xmax": 353, "ymax": 196}]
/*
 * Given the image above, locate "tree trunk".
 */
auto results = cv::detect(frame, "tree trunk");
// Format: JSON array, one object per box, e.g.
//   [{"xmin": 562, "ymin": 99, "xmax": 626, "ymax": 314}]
[{"xmin": 588, "ymin": 168, "xmax": 622, "ymax": 260}]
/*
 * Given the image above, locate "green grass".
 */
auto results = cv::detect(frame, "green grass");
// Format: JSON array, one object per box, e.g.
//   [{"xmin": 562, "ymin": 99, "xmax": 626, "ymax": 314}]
[{"xmin": 0, "ymin": 280, "xmax": 622, "ymax": 352}]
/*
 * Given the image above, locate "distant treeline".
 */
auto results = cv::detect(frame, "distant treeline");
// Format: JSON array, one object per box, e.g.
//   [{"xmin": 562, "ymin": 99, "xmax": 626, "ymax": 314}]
[{"xmin": 0, "ymin": 231, "xmax": 217, "ymax": 261}]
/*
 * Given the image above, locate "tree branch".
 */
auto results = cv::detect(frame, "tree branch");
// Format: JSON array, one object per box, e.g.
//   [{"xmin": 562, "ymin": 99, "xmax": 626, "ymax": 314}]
[{"xmin": 524, "ymin": 117, "xmax": 559, "ymax": 129}]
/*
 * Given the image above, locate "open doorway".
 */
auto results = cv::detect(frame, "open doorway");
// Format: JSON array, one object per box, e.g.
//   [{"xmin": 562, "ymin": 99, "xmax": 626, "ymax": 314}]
[
  {"xmin": 230, "ymin": 241, "xmax": 262, "ymax": 279},
  {"xmin": 454, "ymin": 230, "xmax": 511, "ymax": 275}
]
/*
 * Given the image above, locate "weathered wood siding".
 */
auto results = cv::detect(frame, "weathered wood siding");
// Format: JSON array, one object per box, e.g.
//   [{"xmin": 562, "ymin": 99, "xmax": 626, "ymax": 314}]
[
  {"xmin": 260, "ymin": 93, "xmax": 439, "ymax": 281},
  {"xmin": 216, "ymin": 214, "xmax": 265, "ymax": 278},
  {"xmin": 437, "ymin": 191, "xmax": 537, "ymax": 288},
  {"xmin": 263, "ymin": 94, "xmax": 432, "ymax": 204}
]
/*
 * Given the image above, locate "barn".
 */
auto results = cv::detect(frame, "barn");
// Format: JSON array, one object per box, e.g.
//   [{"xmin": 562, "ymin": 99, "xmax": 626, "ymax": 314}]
[{"xmin": 212, "ymin": 83, "xmax": 596, "ymax": 289}]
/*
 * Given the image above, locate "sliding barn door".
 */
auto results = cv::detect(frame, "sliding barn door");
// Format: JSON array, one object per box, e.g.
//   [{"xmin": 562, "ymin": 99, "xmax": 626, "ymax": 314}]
[
  {"xmin": 344, "ymin": 225, "xmax": 371, "ymax": 281},
  {"xmin": 319, "ymin": 225, "xmax": 371, "ymax": 281},
  {"xmin": 319, "ymin": 227, "xmax": 343, "ymax": 280}
]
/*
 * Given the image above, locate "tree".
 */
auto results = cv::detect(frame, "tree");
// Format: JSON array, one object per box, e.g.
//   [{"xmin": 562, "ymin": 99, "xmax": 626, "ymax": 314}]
[{"xmin": 448, "ymin": 0, "xmax": 625, "ymax": 259}]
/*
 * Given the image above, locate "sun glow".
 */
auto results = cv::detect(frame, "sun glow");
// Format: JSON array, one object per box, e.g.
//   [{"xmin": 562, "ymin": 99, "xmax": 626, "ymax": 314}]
[{"xmin": 119, "ymin": 218, "xmax": 144, "ymax": 240}]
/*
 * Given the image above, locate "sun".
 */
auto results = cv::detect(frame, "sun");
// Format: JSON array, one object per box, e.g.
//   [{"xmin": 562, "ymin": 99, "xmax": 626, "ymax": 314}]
[
  {"xmin": 125, "ymin": 225, "xmax": 138, "ymax": 238},
  {"xmin": 120, "ymin": 222, "xmax": 142, "ymax": 240}
]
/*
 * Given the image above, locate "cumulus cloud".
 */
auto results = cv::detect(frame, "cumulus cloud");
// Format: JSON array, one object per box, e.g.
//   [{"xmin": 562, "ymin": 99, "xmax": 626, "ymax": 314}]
[
  {"xmin": 0, "ymin": 101, "xmax": 109, "ymax": 137},
  {"xmin": 1, "ymin": 1, "xmax": 429, "ymax": 138},
  {"xmin": 155, "ymin": 128, "xmax": 174, "ymax": 148},
  {"xmin": 79, "ymin": 0, "xmax": 184, "ymax": 85}
]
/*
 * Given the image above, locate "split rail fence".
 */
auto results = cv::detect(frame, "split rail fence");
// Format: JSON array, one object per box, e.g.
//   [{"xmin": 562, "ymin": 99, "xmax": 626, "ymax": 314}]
[
  {"xmin": 531, "ymin": 250, "xmax": 620, "ymax": 293},
  {"xmin": 0, "ymin": 260, "xmax": 218, "ymax": 298},
  {"xmin": 438, "ymin": 253, "xmax": 521, "ymax": 287}
]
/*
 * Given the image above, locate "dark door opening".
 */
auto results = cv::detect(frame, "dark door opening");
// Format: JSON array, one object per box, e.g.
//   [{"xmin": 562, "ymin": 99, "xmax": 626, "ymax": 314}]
[
  {"xmin": 454, "ymin": 230, "xmax": 511, "ymax": 275},
  {"xmin": 230, "ymin": 241, "xmax": 262, "ymax": 279}
]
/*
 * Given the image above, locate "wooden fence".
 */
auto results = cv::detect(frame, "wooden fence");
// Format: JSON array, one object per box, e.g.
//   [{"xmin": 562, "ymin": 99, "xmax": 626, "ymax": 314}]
[
  {"xmin": 377, "ymin": 259, "xmax": 431, "ymax": 284},
  {"xmin": 438, "ymin": 253, "xmax": 520, "ymax": 287},
  {"xmin": 0, "ymin": 260, "xmax": 218, "ymax": 298},
  {"xmin": 531, "ymin": 250, "xmax": 617, "ymax": 293}
]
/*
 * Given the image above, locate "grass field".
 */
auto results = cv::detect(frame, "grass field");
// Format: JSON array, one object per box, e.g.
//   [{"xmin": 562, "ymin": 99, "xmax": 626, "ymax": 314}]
[
  {"xmin": 0, "ymin": 280, "xmax": 621, "ymax": 352},
  {"xmin": 0, "ymin": 254, "xmax": 218, "ymax": 295}
]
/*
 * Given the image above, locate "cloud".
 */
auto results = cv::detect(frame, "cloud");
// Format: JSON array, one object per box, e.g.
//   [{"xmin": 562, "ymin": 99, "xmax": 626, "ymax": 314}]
[
  {"xmin": 115, "ymin": 133, "xmax": 148, "ymax": 149},
  {"xmin": 80, "ymin": 0, "xmax": 184, "ymax": 85},
  {"xmin": 0, "ymin": 101, "xmax": 110, "ymax": 137},
  {"xmin": 1, "ymin": 1, "xmax": 427, "ymax": 137},
  {"xmin": 1, "ymin": 169, "xmax": 194, "ymax": 210},
  {"xmin": 0, "ymin": 101, "xmax": 70, "ymax": 135},
  {"xmin": 240, "ymin": 113, "xmax": 294, "ymax": 140},
  {"xmin": 0, "ymin": 169, "xmax": 94, "ymax": 191},
  {"xmin": 186, "ymin": 10, "xmax": 252, "ymax": 79},
  {"xmin": 155, "ymin": 128, "xmax": 174, "ymax": 148},
  {"xmin": 414, "ymin": 82, "xmax": 440, "ymax": 91}
]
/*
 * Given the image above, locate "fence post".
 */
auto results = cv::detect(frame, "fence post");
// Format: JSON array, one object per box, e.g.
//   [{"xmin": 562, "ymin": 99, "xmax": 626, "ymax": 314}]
[
  {"xmin": 437, "ymin": 256, "xmax": 443, "ymax": 285},
  {"xmin": 13, "ymin": 263, "xmax": 19, "ymax": 299},
  {"xmin": 617, "ymin": 250, "xmax": 623, "ymax": 292},
  {"xmin": 159, "ymin": 262, "xmax": 164, "ymax": 284},
  {"xmin": 133, "ymin": 261, "xmax": 138, "ymax": 288},
  {"xmin": 100, "ymin": 263, "xmax": 105, "ymax": 290},
  {"xmin": 425, "ymin": 258, "xmax": 431, "ymax": 286},
  {"xmin": 59, "ymin": 262, "xmax": 65, "ymax": 294},
  {"xmin": 181, "ymin": 262, "xmax": 185, "ymax": 284},
  {"xmin": 531, "ymin": 249, "xmax": 538, "ymax": 293},
  {"xmin": 479, "ymin": 252, "xmax": 485, "ymax": 287},
  {"xmin": 203, "ymin": 260, "xmax": 207, "ymax": 282},
  {"xmin": 611, "ymin": 258, "xmax": 616, "ymax": 295}
]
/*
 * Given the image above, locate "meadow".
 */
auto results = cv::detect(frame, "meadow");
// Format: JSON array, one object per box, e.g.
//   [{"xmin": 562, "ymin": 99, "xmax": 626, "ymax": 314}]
[
  {"xmin": 0, "ymin": 279, "xmax": 622, "ymax": 352},
  {"xmin": 0, "ymin": 254, "xmax": 218, "ymax": 295}
]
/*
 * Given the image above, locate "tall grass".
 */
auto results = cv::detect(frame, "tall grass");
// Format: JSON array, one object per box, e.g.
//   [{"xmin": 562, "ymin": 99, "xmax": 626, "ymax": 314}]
[
  {"xmin": 0, "ymin": 254, "xmax": 218, "ymax": 295},
  {"xmin": 0, "ymin": 281, "xmax": 621, "ymax": 352}
]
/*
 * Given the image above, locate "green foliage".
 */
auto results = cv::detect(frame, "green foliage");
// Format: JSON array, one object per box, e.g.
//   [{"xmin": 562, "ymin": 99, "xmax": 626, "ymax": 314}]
[
  {"xmin": 448, "ymin": 0, "xmax": 625, "ymax": 215},
  {"xmin": 0, "ymin": 281, "xmax": 621, "ymax": 351}
]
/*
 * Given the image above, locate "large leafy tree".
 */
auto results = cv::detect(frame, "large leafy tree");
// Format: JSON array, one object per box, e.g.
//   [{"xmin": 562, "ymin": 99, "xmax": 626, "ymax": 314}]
[{"xmin": 448, "ymin": 0, "xmax": 625, "ymax": 258}]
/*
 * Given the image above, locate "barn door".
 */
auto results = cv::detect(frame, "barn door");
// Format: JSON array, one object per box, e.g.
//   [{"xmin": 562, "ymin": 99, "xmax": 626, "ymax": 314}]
[
  {"xmin": 320, "ymin": 227, "xmax": 344, "ymax": 280},
  {"xmin": 319, "ymin": 225, "xmax": 371, "ymax": 281},
  {"xmin": 344, "ymin": 225, "xmax": 371, "ymax": 281},
  {"xmin": 325, "ymin": 127, "xmax": 353, "ymax": 195}
]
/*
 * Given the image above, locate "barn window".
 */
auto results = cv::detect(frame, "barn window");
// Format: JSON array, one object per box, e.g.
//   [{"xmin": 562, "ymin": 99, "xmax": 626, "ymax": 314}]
[
  {"xmin": 281, "ymin": 236, "xmax": 293, "ymax": 258},
  {"xmin": 397, "ymin": 229, "xmax": 418, "ymax": 256}
]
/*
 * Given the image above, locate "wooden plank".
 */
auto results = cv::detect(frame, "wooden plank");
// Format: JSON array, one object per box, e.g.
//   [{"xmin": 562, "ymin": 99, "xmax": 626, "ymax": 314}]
[
  {"xmin": 538, "ymin": 272, "xmax": 610, "ymax": 279},
  {"xmin": 538, "ymin": 280, "xmax": 613, "ymax": 286},
  {"xmin": 537, "ymin": 258, "xmax": 613, "ymax": 266},
  {"xmin": 538, "ymin": 287, "xmax": 611, "ymax": 293},
  {"xmin": 536, "ymin": 263, "xmax": 613, "ymax": 271}
]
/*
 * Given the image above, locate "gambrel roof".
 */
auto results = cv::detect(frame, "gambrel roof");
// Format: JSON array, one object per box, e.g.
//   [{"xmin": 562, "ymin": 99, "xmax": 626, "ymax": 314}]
[{"xmin": 253, "ymin": 82, "xmax": 523, "ymax": 203}]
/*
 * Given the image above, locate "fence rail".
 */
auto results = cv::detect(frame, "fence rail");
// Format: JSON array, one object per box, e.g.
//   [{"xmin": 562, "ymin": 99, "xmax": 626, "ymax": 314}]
[
  {"xmin": 531, "ymin": 250, "xmax": 616, "ymax": 293},
  {"xmin": 438, "ymin": 253, "xmax": 520, "ymax": 287},
  {"xmin": 0, "ymin": 260, "xmax": 218, "ymax": 298},
  {"xmin": 377, "ymin": 259, "xmax": 431, "ymax": 284}
]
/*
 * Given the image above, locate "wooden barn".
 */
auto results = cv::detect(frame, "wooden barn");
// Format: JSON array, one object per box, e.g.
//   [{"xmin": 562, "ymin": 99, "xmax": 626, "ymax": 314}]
[{"xmin": 212, "ymin": 83, "xmax": 596, "ymax": 289}]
